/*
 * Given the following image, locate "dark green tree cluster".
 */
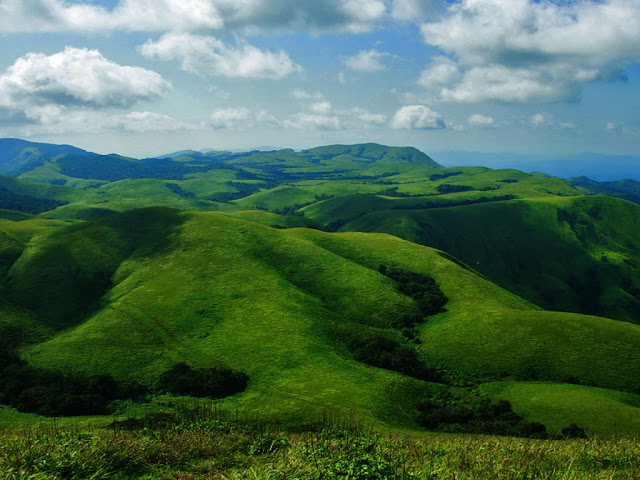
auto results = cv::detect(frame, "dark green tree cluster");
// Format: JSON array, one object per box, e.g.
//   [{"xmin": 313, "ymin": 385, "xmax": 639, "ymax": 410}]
[
  {"xmin": 350, "ymin": 335, "xmax": 443, "ymax": 382},
  {"xmin": 378, "ymin": 266, "xmax": 447, "ymax": 318},
  {"xmin": 0, "ymin": 348, "xmax": 145, "ymax": 416},
  {"xmin": 436, "ymin": 184, "xmax": 474, "ymax": 194},
  {"xmin": 164, "ymin": 183, "xmax": 196, "ymax": 198},
  {"xmin": 390, "ymin": 195, "xmax": 516, "ymax": 211},
  {"xmin": 430, "ymin": 172, "xmax": 462, "ymax": 181},
  {"xmin": 157, "ymin": 362, "xmax": 249, "ymax": 399},
  {"xmin": 417, "ymin": 394, "xmax": 548, "ymax": 439}
]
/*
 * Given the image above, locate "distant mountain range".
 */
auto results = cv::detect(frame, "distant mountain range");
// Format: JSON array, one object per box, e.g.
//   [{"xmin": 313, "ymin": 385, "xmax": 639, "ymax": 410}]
[
  {"xmin": 567, "ymin": 176, "xmax": 640, "ymax": 205},
  {"xmin": 433, "ymin": 151, "xmax": 640, "ymax": 182}
]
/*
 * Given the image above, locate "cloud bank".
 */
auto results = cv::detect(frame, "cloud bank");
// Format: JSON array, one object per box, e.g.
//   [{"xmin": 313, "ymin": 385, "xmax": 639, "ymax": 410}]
[
  {"xmin": 419, "ymin": 0, "xmax": 640, "ymax": 103},
  {"xmin": 140, "ymin": 33, "xmax": 301, "ymax": 79},
  {"xmin": 0, "ymin": 47, "xmax": 169, "ymax": 125}
]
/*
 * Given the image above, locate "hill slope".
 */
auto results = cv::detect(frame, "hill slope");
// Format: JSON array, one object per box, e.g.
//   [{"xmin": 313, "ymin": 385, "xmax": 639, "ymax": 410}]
[
  {"xmin": 0, "ymin": 138, "xmax": 88, "ymax": 175},
  {"xmin": 2, "ymin": 208, "xmax": 638, "ymax": 432}
]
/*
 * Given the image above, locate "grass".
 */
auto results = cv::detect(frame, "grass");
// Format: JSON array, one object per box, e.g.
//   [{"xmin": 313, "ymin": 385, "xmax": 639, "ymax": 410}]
[
  {"xmin": 482, "ymin": 382, "xmax": 640, "ymax": 437},
  {"xmin": 0, "ymin": 143, "xmax": 639, "ymax": 438},
  {"xmin": 342, "ymin": 195, "xmax": 640, "ymax": 322},
  {"xmin": 1, "ymin": 406, "xmax": 640, "ymax": 479},
  {"xmin": 6, "ymin": 208, "xmax": 638, "ymax": 435}
]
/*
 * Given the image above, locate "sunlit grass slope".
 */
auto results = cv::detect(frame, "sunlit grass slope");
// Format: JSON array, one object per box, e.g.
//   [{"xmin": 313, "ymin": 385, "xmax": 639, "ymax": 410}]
[
  {"xmin": 482, "ymin": 382, "xmax": 640, "ymax": 437},
  {"xmin": 9, "ymin": 208, "xmax": 640, "ymax": 430},
  {"xmin": 339, "ymin": 195, "xmax": 640, "ymax": 323}
]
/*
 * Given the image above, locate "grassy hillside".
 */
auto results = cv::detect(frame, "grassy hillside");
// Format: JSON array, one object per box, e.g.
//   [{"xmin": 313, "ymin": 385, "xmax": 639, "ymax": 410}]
[
  {"xmin": 0, "ymin": 138, "xmax": 87, "ymax": 175},
  {"xmin": 0, "ymin": 208, "xmax": 633, "ymax": 434},
  {"xmin": 567, "ymin": 176, "xmax": 640, "ymax": 204},
  {"xmin": 0, "ymin": 139, "xmax": 639, "ymax": 437},
  {"xmin": 338, "ymin": 195, "xmax": 640, "ymax": 323},
  {"xmin": 482, "ymin": 382, "xmax": 640, "ymax": 437}
]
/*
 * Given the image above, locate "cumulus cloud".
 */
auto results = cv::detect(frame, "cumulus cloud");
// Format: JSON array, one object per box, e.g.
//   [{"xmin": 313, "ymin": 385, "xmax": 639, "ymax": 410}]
[
  {"xmin": 390, "ymin": 105, "xmax": 445, "ymax": 129},
  {"xmin": 342, "ymin": 49, "xmax": 389, "ymax": 71},
  {"xmin": 310, "ymin": 101, "xmax": 333, "ymax": 115},
  {"xmin": 6, "ymin": 109, "xmax": 192, "ymax": 135},
  {"xmin": 419, "ymin": 0, "xmax": 640, "ymax": 103},
  {"xmin": 140, "ymin": 33, "xmax": 301, "ymax": 79},
  {"xmin": 351, "ymin": 107, "xmax": 387, "ymax": 125},
  {"xmin": 0, "ymin": 47, "xmax": 170, "ymax": 127},
  {"xmin": 284, "ymin": 113, "xmax": 342, "ymax": 130},
  {"xmin": 467, "ymin": 114, "xmax": 494, "ymax": 127},
  {"xmin": 207, "ymin": 106, "xmax": 282, "ymax": 129},
  {"xmin": 115, "ymin": 111, "xmax": 190, "ymax": 132},
  {"xmin": 417, "ymin": 56, "xmax": 461, "ymax": 88},
  {"xmin": 0, "ymin": 0, "xmax": 386, "ymax": 33},
  {"xmin": 209, "ymin": 107, "xmax": 252, "ymax": 129},
  {"xmin": 439, "ymin": 65, "xmax": 576, "ymax": 103}
]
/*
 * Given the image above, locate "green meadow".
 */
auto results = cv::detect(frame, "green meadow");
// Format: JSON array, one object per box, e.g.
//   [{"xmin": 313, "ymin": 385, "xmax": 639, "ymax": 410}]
[{"xmin": 0, "ymin": 140, "xmax": 639, "ymax": 477}]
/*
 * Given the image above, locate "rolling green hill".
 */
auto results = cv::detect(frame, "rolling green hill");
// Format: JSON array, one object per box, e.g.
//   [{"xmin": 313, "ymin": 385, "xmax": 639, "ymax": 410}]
[
  {"xmin": 0, "ymin": 138, "xmax": 88, "ymax": 175},
  {"xmin": 0, "ymin": 139, "xmax": 639, "ymax": 437},
  {"xmin": 0, "ymin": 208, "xmax": 635, "ymax": 434},
  {"xmin": 337, "ymin": 195, "xmax": 640, "ymax": 323},
  {"xmin": 567, "ymin": 176, "xmax": 640, "ymax": 205}
]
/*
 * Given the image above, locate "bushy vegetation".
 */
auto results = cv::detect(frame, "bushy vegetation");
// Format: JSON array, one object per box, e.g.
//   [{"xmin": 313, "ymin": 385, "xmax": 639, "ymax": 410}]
[
  {"xmin": 350, "ymin": 335, "xmax": 443, "ymax": 382},
  {"xmin": 379, "ymin": 265, "xmax": 448, "ymax": 319},
  {"xmin": 417, "ymin": 392, "xmax": 548, "ymax": 439},
  {"xmin": 0, "ymin": 348, "xmax": 145, "ymax": 416},
  {"xmin": 157, "ymin": 362, "xmax": 249, "ymax": 399},
  {"xmin": 436, "ymin": 184, "xmax": 474, "ymax": 194},
  {"xmin": 2, "ymin": 406, "xmax": 640, "ymax": 479}
]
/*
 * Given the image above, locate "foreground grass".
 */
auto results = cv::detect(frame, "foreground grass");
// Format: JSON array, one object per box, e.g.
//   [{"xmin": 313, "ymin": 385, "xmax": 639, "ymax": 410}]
[{"xmin": 1, "ymin": 409, "xmax": 640, "ymax": 479}]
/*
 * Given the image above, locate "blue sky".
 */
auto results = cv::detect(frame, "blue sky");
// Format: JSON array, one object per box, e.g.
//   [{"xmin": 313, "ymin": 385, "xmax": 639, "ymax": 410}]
[{"xmin": 0, "ymin": 0, "xmax": 639, "ymax": 163}]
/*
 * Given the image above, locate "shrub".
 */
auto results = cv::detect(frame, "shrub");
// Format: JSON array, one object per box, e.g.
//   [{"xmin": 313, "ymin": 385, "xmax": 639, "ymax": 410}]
[
  {"xmin": 0, "ymin": 349, "xmax": 147, "ymax": 416},
  {"xmin": 562, "ymin": 423, "xmax": 587, "ymax": 439},
  {"xmin": 157, "ymin": 362, "xmax": 249, "ymax": 399},
  {"xmin": 416, "ymin": 394, "xmax": 548, "ymax": 439},
  {"xmin": 350, "ymin": 335, "xmax": 442, "ymax": 382}
]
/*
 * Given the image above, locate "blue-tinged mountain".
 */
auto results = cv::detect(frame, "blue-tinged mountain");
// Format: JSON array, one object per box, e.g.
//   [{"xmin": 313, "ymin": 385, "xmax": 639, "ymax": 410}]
[
  {"xmin": 567, "ymin": 177, "xmax": 640, "ymax": 205},
  {"xmin": 0, "ymin": 138, "xmax": 88, "ymax": 175}
]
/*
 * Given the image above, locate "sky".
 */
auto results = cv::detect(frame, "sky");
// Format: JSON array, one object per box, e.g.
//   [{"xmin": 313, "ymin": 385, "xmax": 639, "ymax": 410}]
[{"xmin": 0, "ymin": 0, "xmax": 639, "ymax": 163}]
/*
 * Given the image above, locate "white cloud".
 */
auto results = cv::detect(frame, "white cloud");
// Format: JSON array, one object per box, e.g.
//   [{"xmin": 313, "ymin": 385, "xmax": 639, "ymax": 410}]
[
  {"xmin": 284, "ymin": 113, "xmax": 342, "ymax": 130},
  {"xmin": 342, "ymin": 49, "xmax": 389, "ymax": 71},
  {"xmin": 417, "ymin": 56, "xmax": 461, "ymax": 88},
  {"xmin": 530, "ymin": 113, "xmax": 547, "ymax": 126},
  {"xmin": 390, "ymin": 105, "xmax": 445, "ymax": 130},
  {"xmin": 140, "ymin": 33, "xmax": 301, "ymax": 79},
  {"xmin": 560, "ymin": 122, "xmax": 576, "ymax": 129},
  {"xmin": 112, "ymin": 111, "xmax": 189, "ymax": 132},
  {"xmin": 311, "ymin": 101, "xmax": 333, "ymax": 115},
  {"xmin": 439, "ymin": 65, "xmax": 570, "ymax": 103},
  {"xmin": 468, "ymin": 114, "xmax": 494, "ymax": 127},
  {"xmin": 0, "ymin": 0, "xmax": 386, "ymax": 34},
  {"xmin": 419, "ymin": 0, "xmax": 640, "ymax": 103},
  {"xmin": 4, "ymin": 109, "xmax": 192, "ymax": 135},
  {"xmin": 209, "ymin": 107, "xmax": 252, "ymax": 129},
  {"xmin": 351, "ymin": 107, "xmax": 386, "ymax": 125},
  {"xmin": 291, "ymin": 89, "xmax": 324, "ymax": 100},
  {"xmin": 0, "ymin": 47, "xmax": 170, "ymax": 127}
]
